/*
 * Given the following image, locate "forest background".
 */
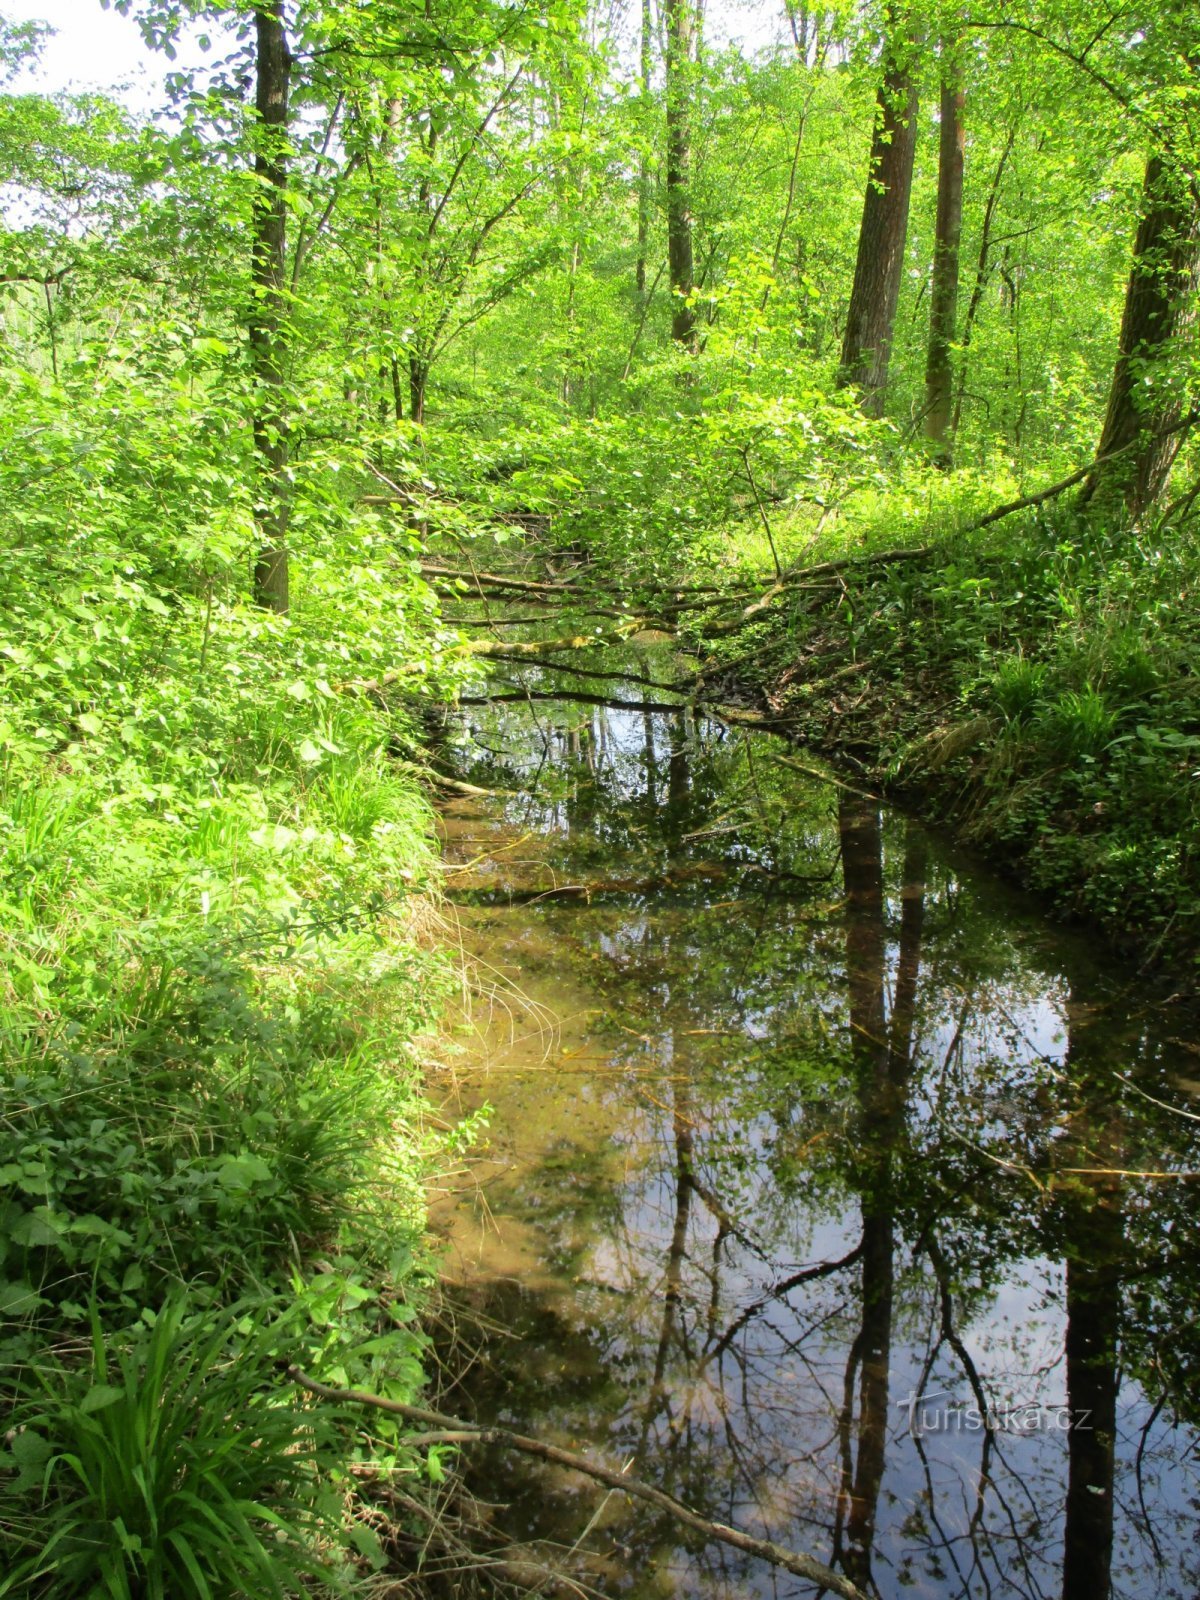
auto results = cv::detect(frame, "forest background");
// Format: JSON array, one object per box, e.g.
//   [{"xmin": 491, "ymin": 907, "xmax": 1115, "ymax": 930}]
[{"xmin": 0, "ymin": 0, "xmax": 1198, "ymax": 1593}]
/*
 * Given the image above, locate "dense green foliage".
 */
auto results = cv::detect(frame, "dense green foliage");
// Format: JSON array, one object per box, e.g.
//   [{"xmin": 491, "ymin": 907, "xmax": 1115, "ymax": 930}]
[
  {"xmin": 1, "ymin": 0, "xmax": 1198, "ymax": 1588},
  {"xmin": 0, "ymin": 359, "xmax": 460, "ymax": 1587}
]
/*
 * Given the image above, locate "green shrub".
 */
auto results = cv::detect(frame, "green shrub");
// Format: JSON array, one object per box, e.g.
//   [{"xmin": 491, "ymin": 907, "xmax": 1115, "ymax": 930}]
[{"xmin": 1040, "ymin": 686, "xmax": 1117, "ymax": 758}]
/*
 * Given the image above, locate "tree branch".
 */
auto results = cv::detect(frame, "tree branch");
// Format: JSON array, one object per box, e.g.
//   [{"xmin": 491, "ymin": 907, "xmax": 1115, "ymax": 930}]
[{"xmin": 286, "ymin": 1366, "xmax": 869, "ymax": 1600}]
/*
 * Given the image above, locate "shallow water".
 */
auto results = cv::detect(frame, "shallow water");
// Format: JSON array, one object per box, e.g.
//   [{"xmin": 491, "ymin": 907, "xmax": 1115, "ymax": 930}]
[{"xmin": 431, "ymin": 666, "xmax": 1200, "ymax": 1600}]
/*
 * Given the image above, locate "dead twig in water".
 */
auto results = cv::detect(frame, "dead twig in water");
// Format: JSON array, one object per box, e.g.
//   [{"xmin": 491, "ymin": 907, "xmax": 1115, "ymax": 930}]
[{"xmin": 286, "ymin": 1367, "xmax": 869, "ymax": 1600}]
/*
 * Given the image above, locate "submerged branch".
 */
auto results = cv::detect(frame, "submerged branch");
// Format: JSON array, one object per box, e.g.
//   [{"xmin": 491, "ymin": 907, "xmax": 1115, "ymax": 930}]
[
  {"xmin": 286, "ymin": 1367, "xmax": 869, "ymax": 1600},
  {"xmin": 458, "ymin": 689, "xmax": 686, "ymax": 714}
]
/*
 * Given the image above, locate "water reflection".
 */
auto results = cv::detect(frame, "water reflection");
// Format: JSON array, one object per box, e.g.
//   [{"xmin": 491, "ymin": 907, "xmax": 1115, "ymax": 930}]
[{"xmin": 435, "ymin": 679, "xmax": 1200, "ymax": 1600}]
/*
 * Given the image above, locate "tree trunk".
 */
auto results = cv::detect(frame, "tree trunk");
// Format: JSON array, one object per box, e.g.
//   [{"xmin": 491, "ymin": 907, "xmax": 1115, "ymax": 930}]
[
  {"xmin": 409, "ymin": 352, "xmax": 428, "ymax": 425},
  {"xmin": 664, "ymin": 0, "xmax": 696, "ymax": 347},
  {"xmin": 250, "ymin": 2, "xmax": 291, "ymax": 614},
  {"xmin": 1059, "ymin": 986, "xmax": 1124, "ymax": 1600},
  {"xmin": 951, "ymin": 118, "xmax": 1016, "ymax": 436},
  {"xmin": 839, "ymin": 12, "xmax": 918, "ymax": 416},
  {"xmin": 924, "ymin": 70, "xmax": 964, "ymax": 459},
  {"xmin": 377, "ymin": 97, "xmax": 404, "ymax": 429},
  {"xmin": 636, "ymin": 0, "xmax": 652, "ymax": 296},
  {"xmin": 1082, "ymin": 154, "xmax": 1200, "ymax": 519},
  {"xmin": 835, "ymin": 794, "xmax": 893, "ymax": 1596}
]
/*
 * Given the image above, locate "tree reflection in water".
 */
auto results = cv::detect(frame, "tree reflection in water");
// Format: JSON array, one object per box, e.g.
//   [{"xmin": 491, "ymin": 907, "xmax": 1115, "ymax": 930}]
[{"xmin": 437, "ymin": 687, "xmax": 1200, "ymax": 1600}]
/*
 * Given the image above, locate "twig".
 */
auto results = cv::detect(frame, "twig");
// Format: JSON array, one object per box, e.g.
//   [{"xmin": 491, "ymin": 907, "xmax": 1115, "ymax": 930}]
[
  {"xmin": 286, "ymin": 1367, "xmax": 869, "ymax": 1600},
  {"xmin": 767, "ymin": 750, "xmax": 880, "ymax": 801},
  {"xmin": 740, "ymin": 445, "xmax": 784, "ymax": 581}
]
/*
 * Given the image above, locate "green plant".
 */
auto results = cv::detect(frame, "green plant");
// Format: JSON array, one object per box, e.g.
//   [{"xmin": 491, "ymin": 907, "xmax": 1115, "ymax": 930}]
[
  {"xmin": 0, "ymin": 1298, "xmax": 339, "ymax": 1599},
  {"xmin": 1041, "ymin": 686, "xmax": 1118, "ymax": 758},
  {"xmin": 991, "ymin": 655, "xmax": 1048, "ymax": 723}
]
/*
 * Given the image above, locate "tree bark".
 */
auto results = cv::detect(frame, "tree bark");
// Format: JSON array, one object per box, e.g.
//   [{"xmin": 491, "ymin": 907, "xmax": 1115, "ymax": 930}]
[
  {"xmin": 924, "ymin": 70, "xmax": 964, "ymax": 459},
  {"xmin": 250, "ymin": 2, "xmax": 291, "ymax": 614},
  {"xmin": 409, "ymin": 351, "xmax": 428, "ymax": 424},
  {"xmin": 839, "ymin": 11, "xmax": 918, "ymax": 416},
  {"xmin": 664, "ymin": 0, "xmax": 696, "ymax": 346},
  {"xmin": 1082, "ymin": 154, "xmax": 1200, "ymax": 519}
]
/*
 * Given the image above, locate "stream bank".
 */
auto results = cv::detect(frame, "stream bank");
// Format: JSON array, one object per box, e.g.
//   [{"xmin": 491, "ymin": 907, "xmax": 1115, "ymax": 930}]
[
  {"xmin": 424, "ymin": 660, "xmax": 1200, "ymax": 1600},
  {"xmin": 686, "ymin": 522, "xmax": 1200, "ymax": 981}
]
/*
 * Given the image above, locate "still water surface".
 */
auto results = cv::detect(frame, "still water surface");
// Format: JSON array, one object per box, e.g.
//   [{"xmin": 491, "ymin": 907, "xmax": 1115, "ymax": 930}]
[{"xmin": 432, "ymin": 673, "xmax": 1200, "ymax": 1600}]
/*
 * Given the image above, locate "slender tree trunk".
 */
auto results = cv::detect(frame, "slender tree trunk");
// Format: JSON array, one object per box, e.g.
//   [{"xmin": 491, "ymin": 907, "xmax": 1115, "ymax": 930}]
[
  {"xmin": 924, "ymin": 70, "xmax": 964, "ymax": 459},
  {"xmin": 377, "ymin": 97, "xmax": 404, "ymax": 428},
  {"xmin": 1082, "ymin": 154, "xmax": 1200, "ymax": 519},
  {"xmin": 408, "ymin": 88, "xmax": 438, "ymax": 429},
  {"xmin": 409, "ymin": 352, "xmax": 428, "ymax": 425},
  {"xmin": 836, "ymin": 794, "xmax": 893, "ymax": 1595},
  {"xmin": 664, "ymin": 0, "xmax": 696, "ymax": 347},
  {"xmin": 951, "ymin": 118, "xmax": 1016, "ymax": 436},
  {"xmin": 1059, "ymin": 987, "xmax": 1124, "ymax": 1600},
  {"xmin": 839, "ymin": 10, "xmax": 918, "ymax": 416},
  {"xmin": 636, "ymin": 0, "xmax": 652, "ymax": 295},
  {"xmin": 250, "ymin": 1, "xmax": 291, "ymax": 613}
]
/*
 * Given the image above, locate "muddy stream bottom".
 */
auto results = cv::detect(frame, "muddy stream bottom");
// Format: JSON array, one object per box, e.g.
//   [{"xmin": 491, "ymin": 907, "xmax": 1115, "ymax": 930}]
[{"xmin": 425, "ymin": 677, "xmax": 1200, "ymax": 1600}]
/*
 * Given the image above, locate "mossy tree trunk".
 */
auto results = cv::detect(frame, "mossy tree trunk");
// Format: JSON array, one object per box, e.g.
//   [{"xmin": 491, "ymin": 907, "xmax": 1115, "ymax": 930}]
[
  {"xmin": 924, "ymin": 69, "xmax": 964, "ymax": 460},
  {"xmin": 664, "ymin": 0, "xmax": 696, "ymax": 347},
  {"xmin": 1083, "ymin": 154, "xmax": 1200, "ymax": 519}
]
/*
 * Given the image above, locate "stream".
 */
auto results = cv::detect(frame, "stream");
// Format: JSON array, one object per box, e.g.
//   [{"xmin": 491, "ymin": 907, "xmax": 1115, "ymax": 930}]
[{"xmin": 429, "ymin": 649, "xmax": 1200, "ymax": 1600}]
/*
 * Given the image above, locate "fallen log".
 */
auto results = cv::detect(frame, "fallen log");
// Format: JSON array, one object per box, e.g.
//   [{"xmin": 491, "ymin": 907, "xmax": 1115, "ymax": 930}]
[
  {"xmin": 449, "ymin": 860, "xmax": 730, "ymax": 903},
  {"xmin": 419, "ymin": 563, "xmax": 577, "ymax": 597},
  {"xmin": 340, "ymin": 619, "xmax": 662, "ymax": 698},
  {"xmin": 472, "ymin": 653, "xmax": 686, "ymax": 691},
  {"xmin": 286, "ymin": 1366, "xmax": 868, "ymax": 1600},
  {"xmin": 465, "ymin": 619, "xmax": 658, "ymax": 657}
]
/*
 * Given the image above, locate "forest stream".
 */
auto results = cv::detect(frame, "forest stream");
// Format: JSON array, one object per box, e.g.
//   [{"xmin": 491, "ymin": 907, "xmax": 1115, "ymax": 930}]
[{"xmin": 428, "ymin": 647, "xmax": 1200, "ymax": 1600}]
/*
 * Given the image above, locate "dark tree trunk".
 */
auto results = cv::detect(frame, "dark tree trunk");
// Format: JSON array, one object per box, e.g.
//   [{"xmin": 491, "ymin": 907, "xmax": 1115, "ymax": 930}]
[
  {"xmin": 1059, "ymin": 989, "xmax": 1124, "ymax": 1600},
  {"xmin": 664, "ymin": 0, "xmax": 696, "ymax": 347},
  {"xmin": 835, "ymin": 797, "xmax": 909, "ymax": 1595},
  {"xmin": 636, "ymin": 0, "xmax": 652, "ymax": 295},
  {"xmin": 924, "ymin": 72, "xmax": 964, "ymax": 459},
  {"xmin": 250, "ymin": 2, "xmax": 291, "ymax": 614},
  {"xmin": 409, "ymin": 352, "xmax": 428, "ymax": 425},
  {"xmin": 839, "ymin": 12, "xmax": 918, "ymax": 416},
  {"xmin": 1083, "ymin": 154, "xmax": 1200, "ymax": 519},
  {"xmin": 377, "ymin": 98, "xmax": 404, "ymax": 429}
]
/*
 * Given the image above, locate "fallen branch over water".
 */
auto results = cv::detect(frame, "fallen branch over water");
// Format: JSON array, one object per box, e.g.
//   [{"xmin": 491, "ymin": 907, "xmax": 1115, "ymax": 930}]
[
  {"xmin": 420, "ymin": 563, "xmax": 572, "ymax": 597},
  {"xmin": 476, "ymin": 653, "xmax": 685, "ymax": 691},
  {"xmin": 465, "ymin": 619, "xmax": 657, "ymax": 657},
  {"xmin": 286, "ymin": 1367, "xmax": 868, "ymax": 1600},
  {"xmin": 449, "ymin": 860, "xmax": 730, "ymax": 903},
  {"xmin": 459, "ymin": 689, "xmax": 686, "ymax": 714}
]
